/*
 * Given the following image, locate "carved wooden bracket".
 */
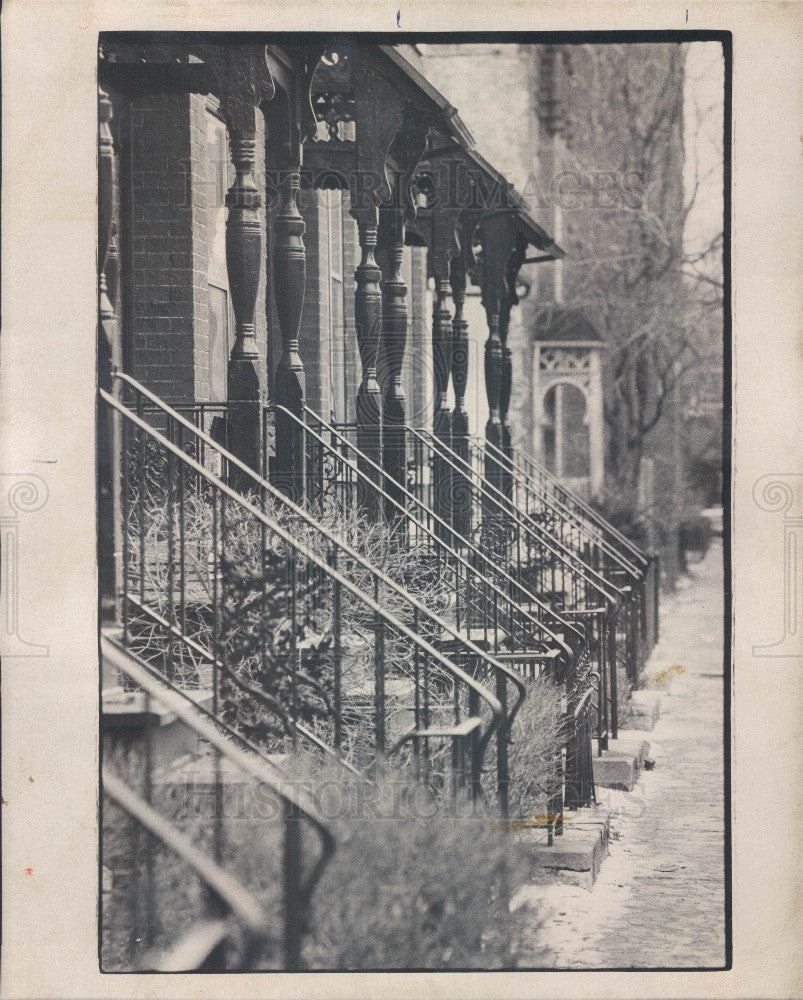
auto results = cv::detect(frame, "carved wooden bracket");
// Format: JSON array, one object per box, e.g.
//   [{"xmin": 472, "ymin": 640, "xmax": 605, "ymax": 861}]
[
  {"xmin": 353, "ymin": 51, "xmax": 408, "ymax": 207},
  {"xmin": 479, "ymin": 212, "xmax": 517, "ymax": 331},
  {"xmin": 304, "ymin": 47, "xmax": 419, "ymax": 209},
  {"xmin": 198, "ymin": 43, "xmax": 275, "ymax": 136}
]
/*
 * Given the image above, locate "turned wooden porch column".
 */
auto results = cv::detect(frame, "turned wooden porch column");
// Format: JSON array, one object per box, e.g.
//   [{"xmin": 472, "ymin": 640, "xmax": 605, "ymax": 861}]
[
  {"xmin": 416, "ymin": 179, "xmax": 462, "ymax": 540},
  {"xmin": 224, "ymin": 127, "xmax": 263, "ymax": 476},
  {"xmin": 449, "ymin": 255, "xmax": 471, "ymax": 541},
  {"xmin": 479, "ymin": 213, "xmax": 515, "ymax": 499},
  {"xmin": 378, "ymin": 205, "xmax": 408, "ymax": 517},
  {"xmin": 203, "ymin": 45, "xmax": 275, "ymax": 481},
  {"xmin": 498, "ymin": 233, "xmax": 527, "ymax": 500},
  {"xmin": 351, "ymin": 204, "xmax": 384, "ymax": 520},
  {"xmin": 98, "ymin": 86, "xmax": 121, "ymax": 613},
  {"xmin": 481, "ymin": 291, "xmax": 505, "ymax": 496},
  {"xmin": 272, "ymin": 168, "xmax": 307, "ymax": 501},
  {"xmin": 431, "ymin": 264, "xmax": 453, "ymax": 536}
]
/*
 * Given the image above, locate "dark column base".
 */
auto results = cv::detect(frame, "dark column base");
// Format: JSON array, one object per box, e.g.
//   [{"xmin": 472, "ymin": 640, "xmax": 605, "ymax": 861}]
[
  {"xmin": 273, "ymin": 364, "xmax": 305, "ymax": 503},
  {"xmin": 451, "ymin": 409, "xmax": 471, "ymax": 542},
  {"xmin": 433, "ymin": 409, "xmax": 453, "ymax": 543},
  {"xmin": 357, "ymin": 384, "xmax": 383, "ymax": 522},
  {"xmin": 227, "ymin": 356, "xmax": 261, "ymax": 486}
]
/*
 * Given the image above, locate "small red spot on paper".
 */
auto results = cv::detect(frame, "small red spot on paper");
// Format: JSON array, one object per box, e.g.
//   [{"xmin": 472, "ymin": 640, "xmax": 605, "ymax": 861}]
[{"xmin": 24, "ymin": 868, "xmax": 33, "ymax": 876}]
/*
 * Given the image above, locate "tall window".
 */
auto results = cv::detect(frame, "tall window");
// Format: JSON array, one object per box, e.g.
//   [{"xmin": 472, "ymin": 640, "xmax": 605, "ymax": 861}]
[
  {"xmin": 206, "ymin": 106, "xmax": 232, "ymax": 400},
  {"xmin": 325, "ymin": 189, "xmax": 346, "ymax": 422}
]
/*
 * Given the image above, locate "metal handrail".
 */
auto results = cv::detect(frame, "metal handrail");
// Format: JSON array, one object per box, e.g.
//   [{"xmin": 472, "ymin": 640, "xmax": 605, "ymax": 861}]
[
  {"xmin": 111, "ymin": 604, "xmax": 365, "ymax": 778},
  {"xmin": 481, "ymin": 434, "xmax": 646, "ymax": 575},
  {"xmin": 475, "ymin": 436, "xmax": 660, "ymax": 672},
  {"xmin": 104, "ymin": 381, "xmax": 505, "ymax": 726},
  {"xmin": 409, "ymin": 426, "xmax": 623, "ymax": 608},
  {"xmin": 284, "ymin": 402, "xmax": 583, "ymax": 660},
  {"xmin": 495, "ymin": 438, "xmax": 649, "ymax": 568},
  {"xmin": 475, "ymin": 435, "xmax": 644, "ymax": 581},
  {"xmin": 102, "ymin": 634, "xmax": 335, "ymax": 970},
  {"xmin": 105, "ymin": 374, "xmax": 527, "ymax": 814},
  {"xmin": 405, "ymin": 425, "xmax": 641, "ymax": 723},
  {"xmin": 103, "ymin": 768, "xmax": 269, "ymax": 970}
]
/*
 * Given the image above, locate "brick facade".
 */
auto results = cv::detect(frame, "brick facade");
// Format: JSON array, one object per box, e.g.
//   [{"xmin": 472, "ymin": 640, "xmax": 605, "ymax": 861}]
[{"xmin": 125, "ymin": 93, "xmax": 268, "ymax": 404}]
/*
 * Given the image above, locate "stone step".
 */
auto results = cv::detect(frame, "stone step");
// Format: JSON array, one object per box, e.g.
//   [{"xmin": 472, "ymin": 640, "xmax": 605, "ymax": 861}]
[
  {"xmin": 511, "ymin": 804, "xmax": 612, "ymax": 892},
  {"xmin": 102, "ymin": 686, "xmax": 214, "ymax": 771},
  {"xmin": 591, "ymin": 736, "xmax": 650, "ymax": 791},
  {"xmin": 628, "ymin": 688, "xmax": 662, "ymax": 730}
]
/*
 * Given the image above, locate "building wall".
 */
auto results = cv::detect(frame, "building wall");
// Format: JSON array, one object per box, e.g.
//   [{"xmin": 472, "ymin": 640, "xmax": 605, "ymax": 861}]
[
  {"xmin": 124, "ymin": 93, "xmax": 269, "ymax": 404},
  {"xmin": 127, "ymin": 92, "xmax": 196, "ymax": 400}
]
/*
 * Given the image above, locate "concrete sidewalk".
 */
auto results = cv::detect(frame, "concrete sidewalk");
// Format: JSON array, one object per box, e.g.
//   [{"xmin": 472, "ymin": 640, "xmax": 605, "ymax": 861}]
[{"xmin": 515, "ymin": 540, "xmax": 727, "ymax": 968}]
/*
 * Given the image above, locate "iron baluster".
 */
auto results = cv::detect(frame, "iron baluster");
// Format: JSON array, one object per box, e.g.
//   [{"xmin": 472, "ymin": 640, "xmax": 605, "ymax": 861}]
[
  {"xmin": 373, "ymin": 574, "xmax": 386, "ymax": 754},
  {"xmin": 177, "ymin": 422, "xmax": 187, "ymax": 639},
  {"xmin": 330, "ymin": 545, "xmax": 343, "ymax": 755},
  {"xmin": 122, "ymin": 415, "xmax": 130, "ymax": 645},
  {"xmin": 289, "ymin": 547, "xmax": 299, "ymax": 751},
  {"xmin": 495, "ymin": 670, "xmax": 509, "ymax": 817}
]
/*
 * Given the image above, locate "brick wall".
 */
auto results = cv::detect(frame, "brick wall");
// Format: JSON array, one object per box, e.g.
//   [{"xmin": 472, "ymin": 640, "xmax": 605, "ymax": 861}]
[
  {"xmin": 126, "ymin": 93, "xmax": 269, "ymax": 404},
  {"xmin": 128, "ymin": 93, "xmax": 196, "ymax": 400}
]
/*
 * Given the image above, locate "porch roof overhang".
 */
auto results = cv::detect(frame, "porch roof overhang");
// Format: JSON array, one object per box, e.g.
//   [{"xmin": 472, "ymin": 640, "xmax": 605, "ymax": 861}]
[
  {"xmin": 98, "ymin": 34, "xmax": 562, "ymax": 259},
  {"xmin": 375, "ymin": 44, "xmax": 475, "ymax": 150},
  {"xmin": 459, "ymin": 145, "xmax": 564, "ymax": 261}
]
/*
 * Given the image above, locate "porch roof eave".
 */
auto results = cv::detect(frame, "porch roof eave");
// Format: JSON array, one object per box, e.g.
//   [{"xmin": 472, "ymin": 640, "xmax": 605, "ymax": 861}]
[
  {"xmin": 458, "ymin": 143, "xmax": 565, "ymax": 260},
  {"xmin": 376, "ymin": 44, "xmax": 476, "ymax": 150}
]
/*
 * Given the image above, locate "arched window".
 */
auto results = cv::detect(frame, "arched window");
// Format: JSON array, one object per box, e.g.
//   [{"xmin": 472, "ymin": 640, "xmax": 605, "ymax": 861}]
[{"xmin": 542, "ymin": 382, "xmax": 590, "ymax": 478}]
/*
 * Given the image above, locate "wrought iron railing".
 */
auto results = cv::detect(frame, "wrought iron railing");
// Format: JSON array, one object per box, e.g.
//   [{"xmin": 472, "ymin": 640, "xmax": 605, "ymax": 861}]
[
  {"xmin": 477, "ymin": 435, "xmax": 660, "ymax": 664},
  {"xmin": 494, "ymin": 439, "xmax": 649, "ymax": 567},
  {"xmin": 101, "ymin": 633, "xmax": 335, "ymax": 971},
  {"xmin": 423, "ymin": 429, "xmax": 654, "ymax": 689},
  {"xmin": 276, "ymin": 401, "xmax": 604, "ymax": 831},
  {"xmin": 273, "ymin": 402, "xmax": 583, "ymax": 667},
  {"xmin": 103, "ymin": 374, "xmax": 533, "ymax": 820},
  {"xmin": 396, "ymin": 425, "xmax": 627, "ymax": 749}
]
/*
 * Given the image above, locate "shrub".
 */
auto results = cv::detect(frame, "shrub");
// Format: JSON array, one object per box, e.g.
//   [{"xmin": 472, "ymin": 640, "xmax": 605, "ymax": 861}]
[
  {"xmin": 507, "ymin": 675, "xmax": 566, "ymax": 821},
  {"xmin": 123, "ymin": 483, "xmax": 456, "ymax": 759},
  {"xmin": 293, "ymin": 760, "xmax": 548, "ymax": 969}
]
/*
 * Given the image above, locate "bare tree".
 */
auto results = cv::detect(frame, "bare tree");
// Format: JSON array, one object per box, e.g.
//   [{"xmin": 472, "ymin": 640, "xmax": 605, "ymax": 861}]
[{"xmin": 553, "ymin": 42, "xmax": 723, "ymax": 544}]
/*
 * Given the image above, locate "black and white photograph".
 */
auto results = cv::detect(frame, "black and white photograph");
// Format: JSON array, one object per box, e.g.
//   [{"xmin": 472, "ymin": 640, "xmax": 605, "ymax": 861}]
[{"xmin": 92, "ymin": 30, "xmax": 731, "ymax": 974}]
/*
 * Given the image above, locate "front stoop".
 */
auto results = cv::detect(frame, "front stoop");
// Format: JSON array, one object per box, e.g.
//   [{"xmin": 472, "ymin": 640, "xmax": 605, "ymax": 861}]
[
  {"xmin": 592, "ymin": 736, "xmax": 650, "ymax": 791},
  {"xmin": 514, "ymin": 806, "xmax": 611, "ymax": 890},
  {"xmin": 628, "ymin": 689, "xmax": 662, "ymax": 730},
  {"xmin": 102, "ymin": 687, "xmax": 214, "ymax": 771}
]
